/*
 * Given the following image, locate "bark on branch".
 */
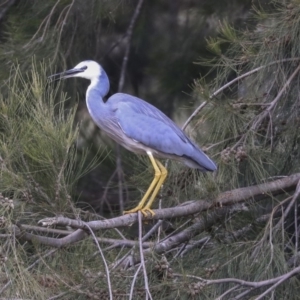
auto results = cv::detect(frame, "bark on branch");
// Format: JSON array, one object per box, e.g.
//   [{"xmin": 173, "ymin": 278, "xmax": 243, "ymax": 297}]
[{"xmin": 11, "ymin": 172, "xmax": 300, "ymax": 249}]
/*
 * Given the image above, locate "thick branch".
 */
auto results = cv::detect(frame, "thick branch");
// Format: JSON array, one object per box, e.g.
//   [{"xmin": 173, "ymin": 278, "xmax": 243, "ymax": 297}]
[
  {"xmin": 11, "ymin": 172, "xmax": 299, "ymax": 248},
  {"xmin": 14, "ymin": 226, "xmax": 87, "ymax": 247},
  {"xmin": 145, "ymin": 207, "xmax": 229, "ymax": 256}
]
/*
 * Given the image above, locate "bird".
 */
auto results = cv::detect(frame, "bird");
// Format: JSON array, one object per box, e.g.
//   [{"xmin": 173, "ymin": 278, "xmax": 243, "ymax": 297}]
[{"xmin": 49, "ymin": 60, "xmax": 217, "ymax": 217}]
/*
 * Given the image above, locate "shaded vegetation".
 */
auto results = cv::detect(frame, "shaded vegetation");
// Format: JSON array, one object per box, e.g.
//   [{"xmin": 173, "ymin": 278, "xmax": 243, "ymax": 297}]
[{"xmin": 1, "ymin": 0, "xmax": 300, "ymax": 299}]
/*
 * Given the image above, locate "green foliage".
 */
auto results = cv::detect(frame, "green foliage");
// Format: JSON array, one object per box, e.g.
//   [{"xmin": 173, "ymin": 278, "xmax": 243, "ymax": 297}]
[
  {"xmin": 174, "ymin": 0, "xmax": 300, "ymax": 298},
  {"xmin": 0, "ymin": 60, "xmax": 108, "ymax": 298},
  {"xmin": 195, "ymin": 0, "xmax": 300, "ymax": 192},
  {"xmin": 1, "ymin": 1, "xmax": 300, "ymax": 299},
  {"xmin": 0, "ymin": 61, "xmax": 82, "ymax": 212}
]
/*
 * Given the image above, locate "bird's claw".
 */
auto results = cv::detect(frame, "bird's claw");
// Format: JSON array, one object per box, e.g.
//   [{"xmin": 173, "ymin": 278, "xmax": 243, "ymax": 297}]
[
  {"xmin": 124, "ymin": 207, "xmax": 155, "ymax": 217},
  {"xmin": 141, "ymin": 207, "xmax": 155, "ymax": 217}
]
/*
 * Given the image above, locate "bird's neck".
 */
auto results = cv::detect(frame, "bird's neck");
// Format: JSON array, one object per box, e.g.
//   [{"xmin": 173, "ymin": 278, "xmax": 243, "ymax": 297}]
[
  {"xmin": 87, "ymin": 71, "xmax": 110, "ymax": 100},
  {"xmin": 86, "ymin": 72, "xmax": 110, "ymax": 125}
]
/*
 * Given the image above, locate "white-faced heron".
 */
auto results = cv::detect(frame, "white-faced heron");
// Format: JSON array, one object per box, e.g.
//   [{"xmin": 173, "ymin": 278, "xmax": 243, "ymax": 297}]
[{"xmin": 49, "ymin": 60, "xmax": 217, "ymax": 216}]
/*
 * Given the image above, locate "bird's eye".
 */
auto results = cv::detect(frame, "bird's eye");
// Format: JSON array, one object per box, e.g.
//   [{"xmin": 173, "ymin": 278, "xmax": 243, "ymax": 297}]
[{"xmin": 81, "ymin": 66, "xmax": 87, "ymax": 71}]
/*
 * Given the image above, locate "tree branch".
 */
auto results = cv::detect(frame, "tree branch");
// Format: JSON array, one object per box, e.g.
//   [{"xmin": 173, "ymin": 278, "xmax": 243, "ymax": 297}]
[
  {"xmin": 118, "ymin": 0, "xmax": 145, "ymax": 92},
  {"xmin": 183, "ymin": 58, "xmax": 300, "ymax": 131},
  {"xmin": 0, "ymin": 0, "xmax": 16, "ymax": 23},
  {"xmin": 173, "ymin": 264, "xmax": 300, "ymax": 289},
  {"xmin": 251, "ymin": 63, "xmax": 300, "ymax": 131},
  {"xmin": 9, "ymin": 172, "xmax": 299, "ymax": 249}
]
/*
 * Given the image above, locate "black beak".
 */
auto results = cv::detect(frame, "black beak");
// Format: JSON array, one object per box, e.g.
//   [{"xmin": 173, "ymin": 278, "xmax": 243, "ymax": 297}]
[{"xmin": 48, "ymin": 67, "xmax": 86, "ymax": 81}]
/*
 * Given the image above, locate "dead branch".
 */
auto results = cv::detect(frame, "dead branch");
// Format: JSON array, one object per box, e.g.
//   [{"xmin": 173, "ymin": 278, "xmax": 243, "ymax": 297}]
[
  {"xmin": 99, "ymin": 237, "xmax": 153, "ymax": 249},
  {"xmin": 118, "ymin": 0, "xmax": 145, "ymax": 92},
  {"xmin": 106, "ymin": 0, "xmax": 145, "ymax": 217},
  {"xmin": 138, "ymin": 212, "xmax": 152, "ymax": 300},
  {"xmin": 83, "ymin": 222, "xmax": 113, "ymax": 300},
  {"xmin": 210, "ymin": 58, "xmax": 300, "ymax": 99},
  {"xmin": 14, "ymin": 226, "xmax": 87, "ymax": 248},
  {"xmin": 0, "ymin": 0, "xmax": 16, "ymax": 23},
  {"xmin": 183, "ymin": 58, "xmax": 300, "ymax": 133},
  {"xmin": 231, "ymin": 63, "xmax": 300, "ymax": 150},
  {"xmin": 145, "ymin": 207, "xmax": 229, "ymax": 255},
  {"xmin": 7, "ymin": 172, "xmax": 300, "ymax": 250},
  {"xmin": 173, "ymin": 264, "xmax": 300, "ymax": 299},
  {"xmin": 182, "ymin": 101, "xmax": 208, "ymax": 131},
  {"xmin": 251, "ymin": 63, "xmax": 300, "ymax": 131}
]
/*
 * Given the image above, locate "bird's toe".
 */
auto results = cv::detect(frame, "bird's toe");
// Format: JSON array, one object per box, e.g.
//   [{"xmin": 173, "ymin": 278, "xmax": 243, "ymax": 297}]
[{"xmin": 123, "ymin": 207, "xmax": 155, "ymax": 218}]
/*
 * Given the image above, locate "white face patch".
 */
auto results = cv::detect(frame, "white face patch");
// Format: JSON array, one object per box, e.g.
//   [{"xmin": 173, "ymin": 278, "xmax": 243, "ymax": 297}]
[{"xmin": 73, "ymin": 61, "xmax": 102, "ymax": 80}]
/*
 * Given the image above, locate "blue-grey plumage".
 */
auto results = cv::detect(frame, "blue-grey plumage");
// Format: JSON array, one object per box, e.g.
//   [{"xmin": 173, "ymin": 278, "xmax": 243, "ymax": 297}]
[
  {"xmin": 49, "ymin": 60, "xmax": 217, "ymax": 216},
  {"xmin": 104, "ymin": 93, "xmax": 216, "ymax": 171}
]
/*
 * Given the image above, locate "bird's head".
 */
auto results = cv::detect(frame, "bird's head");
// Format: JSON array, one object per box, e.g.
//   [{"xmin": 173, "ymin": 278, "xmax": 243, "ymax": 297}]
[{"xmin": 49, "ymin": 60, "xmax": 102, "ymax": 81}]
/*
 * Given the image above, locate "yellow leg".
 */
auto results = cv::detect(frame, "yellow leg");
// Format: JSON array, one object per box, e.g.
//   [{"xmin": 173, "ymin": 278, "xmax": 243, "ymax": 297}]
[
  {"xmin": 143, "ymin": 160, "xmax": 167, "ymax": 213},
  {"xmin": 124, "ymin": 152, "xmax": 162, "ymax": 216}
]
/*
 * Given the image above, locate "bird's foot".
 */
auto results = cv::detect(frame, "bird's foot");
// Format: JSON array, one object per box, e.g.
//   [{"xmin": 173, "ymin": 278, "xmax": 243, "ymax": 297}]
[{"xmin": 124, "ymin": 206, "xmax": 155, "ymax": 217}]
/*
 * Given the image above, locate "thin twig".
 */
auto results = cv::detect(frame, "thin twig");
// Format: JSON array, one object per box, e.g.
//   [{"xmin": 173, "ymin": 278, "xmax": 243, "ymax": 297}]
[
  {"xmin": 179, "ymin": 237, "xmax": 211, "ymax": 258},
  {"xmin": 116, "ymin": 144, "xmax": 125, "ymax": 214},
  {"xmin": 142, "ymin": 220, "xmax": 164, "ymax": 241},
  {"xmin": 295, "ymin": 197, "xmax": 298, "ymax": 258},
  {"xmin": 254, "ymin": 266, "xmax": 300, "ymax": 300},
  {"xmin": 231, "ymin": 63, "xmax": 300, "ymax": 150},
  {"xmin": 98, "ymin": 237, "xmax": 153, "ymax": 249},
  {"xmin": 100, "ymin": 168, "xmax": 118, "ymax": 213},
  {"xmin": 23, "ymin": 0, "xmax": 61, "ymax": 49},
  {"xmin": 181, "ymin": 101, "xmax": 208, "ymax": 131},
  {"xmin": 0, "ymin": 249, "xmax": 58, "ymax": 294},
  {"xmin": 234, "ymin": 288, "xmax": 254, "ymax": 300},
  {"xmin": 19, "ymin": 148, "xmax": 53, "ymax": 206},
  {"xmin": 83, "ymin": 222, "xmax": 113, "ymax": 300},
  {"xmin": 178, "ymin": 59, "xmax": 300, "ymax": 141},
  {"xmin": 252, "ymin": 63, "xmax": 300, "ymax": 131},
  {"xmin": 138, "ymin": 211, "xmax": 153, "ymax": 300},
  {"xmin": 174, "ymin": 264, "xmax": 300, "ymax": 288},
  {"xmin": 53, "ymin": 0, "xmax": 75, "ymax": 60},
  {"xmin": 129, "ymin": 264, "xmax": 142, "ymax": 300},
  {"xmin": 274, "ymin": 180, "xmax": 300, "ymax": 232},
  {"xmin": 110, "ymin": 248, "xmax": 135, "ymax": 270},
  {"xmin": 215, "ymin": 285, "xmax": 239, "ymax": 300},
  {"xmin": 19, "ymin": 224, "xmax": 72, "ymax": 235},
  {"xmin": 118, "ymin": 0, "xmax": 145, "ymax": 92},
  {"xmin": 47, "ymin": 290, "xmax": 69, "ymax": 300},
  {"xmin": 210, "ymin": 58, "xmax": 300, "ymax": 99},
  {"xmin": 115, "ymin": 0, "xmax": 145, "ymax": 214},
  {"xmin": 0, "ymin": 0, "xmax": 16, "ymax": 22}
]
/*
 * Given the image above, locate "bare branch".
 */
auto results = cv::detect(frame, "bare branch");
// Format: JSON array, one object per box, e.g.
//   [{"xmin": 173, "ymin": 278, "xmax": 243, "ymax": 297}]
[
  {"xmin": 0, "ymin": 0, "xmax": 16, "ymax": 23},
  {"xmin": 174, "ymin": 264, "xmax": 300, "ymax": 298},
  {"xmin": 138, "ymin": 212, "xmax": 153, "ymax": 300},
  {"xmin": 118, "ymin": 0, "xmax": 145, "ymax": 92},
  {"xmin": 183, "ymin": 58, "xmax": 300, "ymax": 136},
  {"xmin": 181, "ymin": 101, "xmax": 208, "ymax": 131},
  {"xmin": 252, "ymin": 63, "xmax": 300, "ymax": 131},
  {"xmin": 210, "ymin": 58, "xmax": 300, "ymax": 99},
  {"xmin": 129, "ymin": 264, "xmax": 142, "ymax": 300},
  {"xmin": 7, "ymin": 172, "xmax": 298, "ymax": 250},
  {"xmin": 23, "ymin": 0, "xmax": 61, "ymax": 49},
  {"xmin": 83, "ymin": 222, "xmax": 113, "ymax": 300},
  {"xmin": 269, "ymin": 180, "xmax": 300, "ymax": 236},
  {"xmin": 15, "ymin": 226, "xmax": 87, "ymax": 248}
]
